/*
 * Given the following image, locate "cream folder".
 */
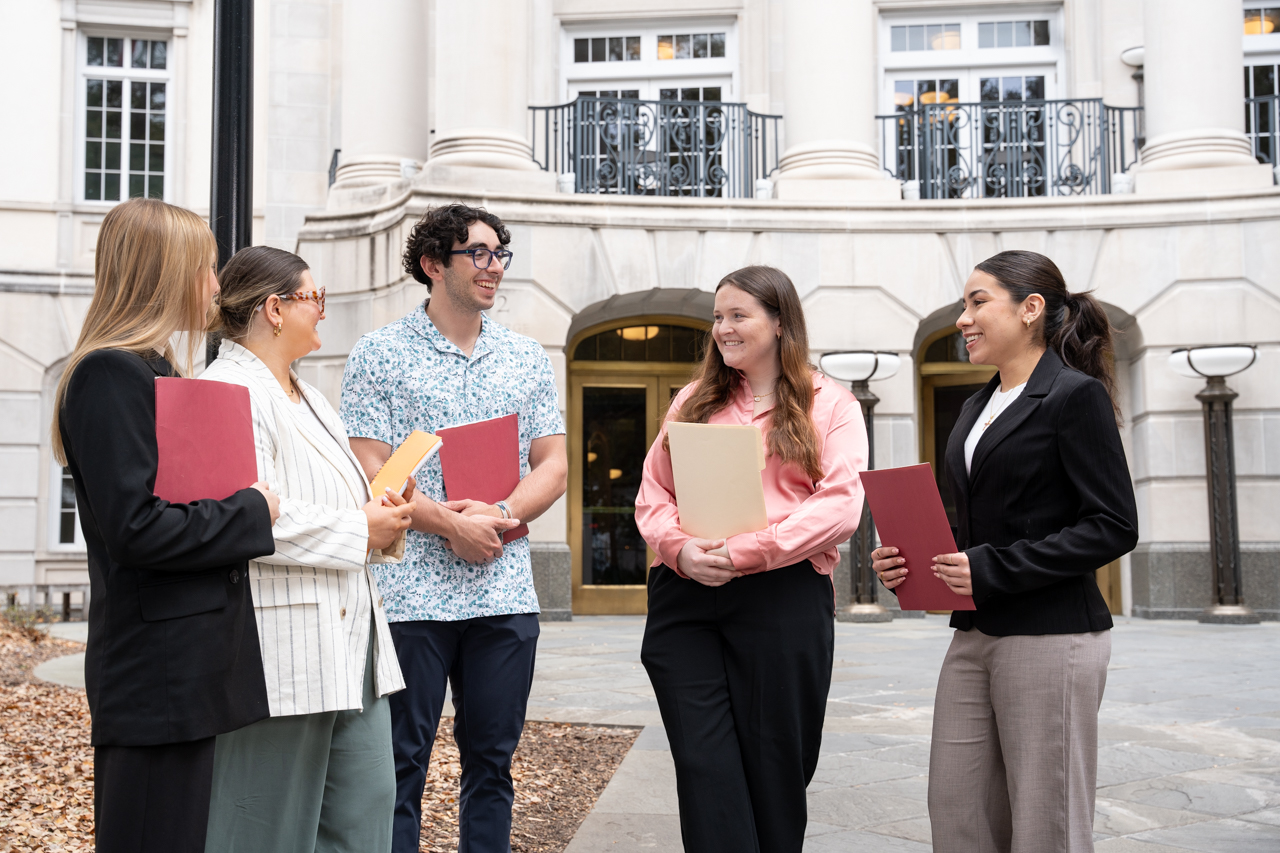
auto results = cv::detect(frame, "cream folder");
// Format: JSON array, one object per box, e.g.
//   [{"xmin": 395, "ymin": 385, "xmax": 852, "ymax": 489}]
[{"xmin": 666, "ymin": 422, "xmax": 769, "ymax": 553}]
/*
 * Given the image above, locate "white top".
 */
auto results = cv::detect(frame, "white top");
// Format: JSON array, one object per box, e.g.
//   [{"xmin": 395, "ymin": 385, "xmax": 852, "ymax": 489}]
[{"xmin": 964, "ymin": 381, "xmax": 1027, "ymax": 474}]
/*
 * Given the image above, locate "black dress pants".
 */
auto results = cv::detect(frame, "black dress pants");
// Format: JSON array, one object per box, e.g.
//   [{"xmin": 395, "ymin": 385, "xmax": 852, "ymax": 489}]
[
  {"xmin": 641, "ymin": 562, "xmax": 834, "ymax": 853},
  {"xmin": 94, "ymin": 736, "xmax": 216, "ymax": 853},
  {"xmin": 387, "ymin": 613, "xmax": 540, "ymax": 853}
]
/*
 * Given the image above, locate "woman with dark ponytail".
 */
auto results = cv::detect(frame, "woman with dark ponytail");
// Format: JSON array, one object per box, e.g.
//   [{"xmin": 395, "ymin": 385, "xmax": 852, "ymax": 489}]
[{"xmin": 873, "ymin": 250, "xmax": 1138, "ymax": 853}]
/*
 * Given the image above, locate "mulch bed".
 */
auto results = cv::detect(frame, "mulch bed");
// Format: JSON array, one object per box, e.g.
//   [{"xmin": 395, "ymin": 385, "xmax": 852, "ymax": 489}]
[{"xmin": 0, "ymin": 618, "xmax": 637, "ymax": 853}]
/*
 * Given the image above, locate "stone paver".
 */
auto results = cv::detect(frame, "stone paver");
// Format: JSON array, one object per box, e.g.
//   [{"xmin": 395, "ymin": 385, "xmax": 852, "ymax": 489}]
[
  {"xmin": 541, "ymin": 616, "xmax": 1280, "ymax": 852},
  {"xmin": 28, "ymin": 615, "xmax": 1280, "ymax": 851}
]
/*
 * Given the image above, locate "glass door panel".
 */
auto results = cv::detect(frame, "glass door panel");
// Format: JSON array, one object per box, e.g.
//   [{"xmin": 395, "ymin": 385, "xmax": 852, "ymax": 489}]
[{"xmin": 582, "ymin": 386, "xmax": 650, "ymax": 585}]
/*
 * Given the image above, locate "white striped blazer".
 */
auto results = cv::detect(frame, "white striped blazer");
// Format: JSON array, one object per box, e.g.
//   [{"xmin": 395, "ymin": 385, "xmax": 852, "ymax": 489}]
[{"xmin": 201, "ymin": 340, "xmax": 406, "ymax": 716}]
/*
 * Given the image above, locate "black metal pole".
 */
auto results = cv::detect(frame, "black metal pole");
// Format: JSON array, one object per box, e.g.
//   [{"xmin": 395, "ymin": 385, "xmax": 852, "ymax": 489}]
[
  {"xmin": 1197, "ymin": 376, "xmax": 1259, "ymax": 624},
  {"xmin": 839, "ymin": 379, "xmax": 891, "ymax": 622},
  {"xmin": 207, "ymin": 0, "xmax": 254, "ymax": 365}
]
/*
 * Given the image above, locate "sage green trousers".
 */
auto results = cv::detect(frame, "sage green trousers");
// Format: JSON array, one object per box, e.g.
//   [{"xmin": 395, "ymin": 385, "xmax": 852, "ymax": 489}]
[{"xmin": 205, "ymin": 632, "xmax": 395, "ymax": 853}]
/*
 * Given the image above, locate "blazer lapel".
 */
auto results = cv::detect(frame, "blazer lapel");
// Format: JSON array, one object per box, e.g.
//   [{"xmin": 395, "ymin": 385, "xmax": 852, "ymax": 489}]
[
  {"xmin": 968, "ymin": 349, "xmax": 1064, "ymax": 479},
  {"xmin": 218, "ymin": 341, "xmax": 370, "ymax": 505},
  {"xmin": 296, "ymin": 383, "xmax": 373, "ymax": 503},
  {"xmin": 947, "ymin": 376, "xmax": 997, "ymax": 496}
]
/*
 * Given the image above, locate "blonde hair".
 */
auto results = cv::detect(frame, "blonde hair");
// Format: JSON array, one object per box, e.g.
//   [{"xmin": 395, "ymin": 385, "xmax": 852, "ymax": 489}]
[{"xmin": 52, "ymin": 198, "xmax": 216, "ymax": 464}]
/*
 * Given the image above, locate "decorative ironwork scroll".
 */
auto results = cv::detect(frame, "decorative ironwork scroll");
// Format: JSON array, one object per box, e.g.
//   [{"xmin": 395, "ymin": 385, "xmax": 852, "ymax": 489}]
[
  {"xmin": 879, "ymin": 99, "xmax": 1145, "ymax": 199},
  {"xmin": 531, "ymin": 96, "xmax": 782, "ymax": 199}
]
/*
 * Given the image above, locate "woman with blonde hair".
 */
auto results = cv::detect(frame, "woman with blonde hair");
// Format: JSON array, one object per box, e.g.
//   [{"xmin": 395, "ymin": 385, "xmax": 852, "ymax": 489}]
[
  {"xmin": 635, "ymin": 265, "xmax": 868, "ymax": 853},
  {"xmin": 53, "ymin": 198, "xmax": 281, "ymax": 853},
  {"xmin": 200, "ymin": 245, "xmax": 416, "ymax": 852}
]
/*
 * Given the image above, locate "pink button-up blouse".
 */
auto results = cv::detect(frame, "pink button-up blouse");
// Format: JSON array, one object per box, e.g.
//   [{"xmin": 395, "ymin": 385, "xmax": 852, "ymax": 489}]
[{"xmin": 635, "ymin": 371, "xmax": 868, "ymax": 577}]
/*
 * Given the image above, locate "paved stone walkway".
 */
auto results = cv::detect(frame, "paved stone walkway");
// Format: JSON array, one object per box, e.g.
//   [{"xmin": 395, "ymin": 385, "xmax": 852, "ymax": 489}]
[
  {"xmin": 35, "ymin": 616, "xmax": 1280, "ymax": 851},
  {"xmin": 529, "ymin": 615, "xmax": 1280, "ymax": 853}
]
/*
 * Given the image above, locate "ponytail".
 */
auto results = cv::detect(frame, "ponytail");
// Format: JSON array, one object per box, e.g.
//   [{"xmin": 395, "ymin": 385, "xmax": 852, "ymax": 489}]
[{"xmin": 975, "ymin": 251, "xmax": 1121, "ymax": 423}]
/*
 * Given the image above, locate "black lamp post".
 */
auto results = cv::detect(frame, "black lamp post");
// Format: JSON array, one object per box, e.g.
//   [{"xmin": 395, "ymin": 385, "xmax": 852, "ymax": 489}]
[
  {"xmin": 820, "ymin": 351, "xmax": 902, "ymax": 623},
  {"xmin": 1169, "ymin": 345, "xmax": 1261, "ymax": 625},
  {"xmin": 206, "ymin": 0, "xmax": 255, "ymax": 366}
]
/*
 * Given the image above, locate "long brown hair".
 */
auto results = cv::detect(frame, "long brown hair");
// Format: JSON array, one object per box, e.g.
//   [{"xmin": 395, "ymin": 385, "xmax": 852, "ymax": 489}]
[
  {"xmin": 974, "ymin": 250, "xmax": 1120, "ymax": 419},
  {"xmin": 52, "ymin": 198, "xmax": 216, "ymax": 464},
  {"xmin": 665, "ymin": 266, "xmax": 824, "ymax": 480},
  {"xmin": 212, "ymin": 246, "xmax": 311, "ymax": 340}
]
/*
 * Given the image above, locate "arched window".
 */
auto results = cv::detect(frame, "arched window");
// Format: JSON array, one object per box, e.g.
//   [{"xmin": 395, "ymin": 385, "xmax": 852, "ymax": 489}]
[{"xmin": 572, "ymin": 323, "xmax": 709, "ymax": 363}]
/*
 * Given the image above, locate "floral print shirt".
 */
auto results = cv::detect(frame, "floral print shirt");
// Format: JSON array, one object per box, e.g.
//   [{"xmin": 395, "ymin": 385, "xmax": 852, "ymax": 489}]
[{"xmin": 340, "ymin": 301, "xmax": 565, "ymax": 622}]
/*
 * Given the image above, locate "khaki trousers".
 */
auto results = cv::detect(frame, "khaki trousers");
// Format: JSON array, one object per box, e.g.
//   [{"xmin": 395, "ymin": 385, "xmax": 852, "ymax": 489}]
[{"xmin": 928, "ymin": 628, "xmax": 1110, "ymax": 853}]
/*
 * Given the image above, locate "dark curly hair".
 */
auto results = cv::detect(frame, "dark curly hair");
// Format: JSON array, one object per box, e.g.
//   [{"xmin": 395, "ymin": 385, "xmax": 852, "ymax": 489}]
[{"xmin": 402, "ymin": 203, "xmax": 511, "ymax": 291}]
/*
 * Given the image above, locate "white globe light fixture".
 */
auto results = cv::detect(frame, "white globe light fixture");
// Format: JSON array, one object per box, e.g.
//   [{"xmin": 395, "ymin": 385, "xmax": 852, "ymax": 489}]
[
  {"xmin": 819, "ymin": 351, "xmax": 902, "ymax": 383},
  {"xmin": 1167, "ymin": 344, "xmax": 1260, "ymax": 624},
  {"xmin": 1168, "ymin": 345, "xmax": 1257, "ymax": 379},
  {"xmin": 818, "ymin": 351, "xmax": 902, "ymax": 624}
]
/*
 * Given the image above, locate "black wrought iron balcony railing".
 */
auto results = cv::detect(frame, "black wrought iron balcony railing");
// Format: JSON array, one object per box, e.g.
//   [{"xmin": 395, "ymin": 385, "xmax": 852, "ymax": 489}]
[
  {"xmin": 878, "ymin": 99, "xmax": 1145, "ymax": 199},
  {"xmin": 530, "ymin": 96, "xmax": 783, "ymax": 199}
]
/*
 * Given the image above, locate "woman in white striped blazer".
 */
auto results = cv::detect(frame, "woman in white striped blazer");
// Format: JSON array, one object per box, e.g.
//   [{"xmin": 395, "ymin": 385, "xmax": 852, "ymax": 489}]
[{"xmin": 201, "ymin": 246, "xmax": 416, "ymax": 853}]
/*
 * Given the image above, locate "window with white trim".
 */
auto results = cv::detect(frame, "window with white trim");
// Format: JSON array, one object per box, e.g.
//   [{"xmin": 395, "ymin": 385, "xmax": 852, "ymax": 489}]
[
  {"xmin": 81, "ymin": 34, "xmax": 170, "ymax": 202},
  {"xmin": 51, "ymin": 465, "xmax": 84, "ymax": 549},
  {"xmin": 891, "ymin": 23, "xmax": 961, "ymax": 52},
  {"xmin": 978, "ymin": 20, "xmax": 1050, "ymax": 49},
  {"xmin": 562, "ymin": 22, "xmax": 737, "ymax": 103}
]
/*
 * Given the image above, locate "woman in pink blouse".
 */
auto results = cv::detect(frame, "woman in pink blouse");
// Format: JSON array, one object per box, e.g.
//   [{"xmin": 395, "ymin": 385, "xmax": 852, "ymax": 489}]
[{"xmin": 635, "ymin": 265, "xmax": 868, "ymax": 853}]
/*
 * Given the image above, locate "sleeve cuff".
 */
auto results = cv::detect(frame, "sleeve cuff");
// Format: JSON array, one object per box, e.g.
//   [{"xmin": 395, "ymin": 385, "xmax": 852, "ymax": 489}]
[{"xmin": 725, "ymin": 532, "xmax": 765, "ymax": 573}]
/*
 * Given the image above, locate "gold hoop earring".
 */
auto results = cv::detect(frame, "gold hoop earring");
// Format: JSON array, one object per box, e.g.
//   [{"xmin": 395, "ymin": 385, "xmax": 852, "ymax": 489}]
[
  {"xmin": 1024, "ymin": 317, "xmax": 1032, "ymax": 328},
  {"xmin": 273, "ymin": 323, "xmax": 282, "ymax": 338}
]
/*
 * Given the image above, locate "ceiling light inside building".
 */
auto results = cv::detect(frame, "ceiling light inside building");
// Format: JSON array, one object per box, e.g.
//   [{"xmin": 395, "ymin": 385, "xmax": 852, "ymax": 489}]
[{"xmin": 617, "ymin": 326, "xmax": 660, "ymax": 341}]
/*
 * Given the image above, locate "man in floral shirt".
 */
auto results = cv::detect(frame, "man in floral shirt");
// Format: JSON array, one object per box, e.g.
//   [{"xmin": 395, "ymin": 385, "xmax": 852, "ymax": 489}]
[{"xmin": 342, "ymin": 203, "xmax": 566, "ymax": 853}]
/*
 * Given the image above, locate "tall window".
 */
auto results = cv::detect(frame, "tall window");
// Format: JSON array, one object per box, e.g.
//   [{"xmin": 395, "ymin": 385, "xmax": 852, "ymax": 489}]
[
  {"xmin": 82, "ymin": 35, "xmax": 169, "ymax": 202},
  {"xmin": 54, "ymin": 466, "xmax": 83, "ymax": 547}
]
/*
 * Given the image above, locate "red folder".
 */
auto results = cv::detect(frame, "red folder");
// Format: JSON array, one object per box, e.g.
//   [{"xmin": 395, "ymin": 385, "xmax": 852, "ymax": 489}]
[
  {"xmin": 859, "ymin": 463, "xmax": 976, "ymax": 611},
  {"xmin": 437, "ymin": 414, "xmax": 528, "ymax": 543},
  {"xmin": 153, "ymin": 377, "xmax": 258, "ymax": 504}
]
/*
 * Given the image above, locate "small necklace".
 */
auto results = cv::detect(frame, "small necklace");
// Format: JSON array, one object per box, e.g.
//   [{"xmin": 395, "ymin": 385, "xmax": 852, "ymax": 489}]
[
  {"xmin": 982, "ymin": 387, "xmax": 1018, "ymax": 429},
  {"xmin": 752, "ymin": 390, "xmax": 775, "ymax": 403}
]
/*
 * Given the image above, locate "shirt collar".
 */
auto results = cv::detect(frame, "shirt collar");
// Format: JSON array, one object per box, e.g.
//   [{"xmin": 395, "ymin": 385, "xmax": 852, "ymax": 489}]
[{"xmin": 405, "ymin": 300, "xmax": 494, "ymax": 360}]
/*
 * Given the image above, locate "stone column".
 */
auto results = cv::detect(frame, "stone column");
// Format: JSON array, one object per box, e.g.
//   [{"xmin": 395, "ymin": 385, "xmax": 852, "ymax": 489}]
[
  {"xmin": 421, "ymin": 0, "xmax": 553, "ymax": 192},
  {"xmin": 332, "ymin": 0, "xmax": 430, "ymax": 191},
  {"xmin": 773, "ymin": 0, "xmax": 899, "ymax": 201},
  {"xmin": 1136, "ymin": 0, "xmax": 1272, "ymax": 194}
]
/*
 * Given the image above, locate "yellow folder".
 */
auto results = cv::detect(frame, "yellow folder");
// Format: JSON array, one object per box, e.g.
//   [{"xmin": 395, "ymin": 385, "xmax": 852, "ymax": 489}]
[
  {"xmin": 666, "ymin": 422, "xmax": 769, "ymax": 552},
  {"xmin": 370, "ymin": 430, "xmax": 442, "ymax": 498}
]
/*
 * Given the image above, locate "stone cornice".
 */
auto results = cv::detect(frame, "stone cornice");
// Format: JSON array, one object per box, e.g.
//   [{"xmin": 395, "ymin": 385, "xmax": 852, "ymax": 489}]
[{"xmin": 299, "ymin": 182, "xmax": 1280, "ymax": 241}]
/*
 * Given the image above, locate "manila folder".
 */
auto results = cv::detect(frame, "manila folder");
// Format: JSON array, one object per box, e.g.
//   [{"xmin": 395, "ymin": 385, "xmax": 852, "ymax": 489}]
[
  {"xmin": 666, "ymin": 422, "xmax": 768, "ymax": 545},
  {"xmin": 371, "ymin": 430, "xmax": 442, "ymax": 497}
]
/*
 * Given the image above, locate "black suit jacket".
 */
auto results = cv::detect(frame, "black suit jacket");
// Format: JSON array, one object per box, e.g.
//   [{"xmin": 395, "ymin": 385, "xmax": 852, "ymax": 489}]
[
  {"xmin": 944, "ymin": 348, "xmax": 1138, "ymax": 636},
  {"xmin": 60, "ymin": 349, "xmax": 276, "ymax": 746}
]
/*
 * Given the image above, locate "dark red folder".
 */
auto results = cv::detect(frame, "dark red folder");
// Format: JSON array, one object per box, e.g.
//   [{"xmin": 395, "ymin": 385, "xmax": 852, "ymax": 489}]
[
  {"xmin": 153, "ymin": 377, "xmax": 258, "ymax": 504},
  {"xmin": 437, "ymin": 414, "xmax": 528, "ymax": 543},
  {"xmin": 860, "ymin": 463, "xmax": 976, "ymax": 611}
]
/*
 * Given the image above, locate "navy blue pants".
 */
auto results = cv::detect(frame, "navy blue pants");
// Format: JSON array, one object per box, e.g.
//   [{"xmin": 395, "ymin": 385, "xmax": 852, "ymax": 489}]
[{"xmin": 388, "ymin": 614, "xmax": 539, "ymax": 853}]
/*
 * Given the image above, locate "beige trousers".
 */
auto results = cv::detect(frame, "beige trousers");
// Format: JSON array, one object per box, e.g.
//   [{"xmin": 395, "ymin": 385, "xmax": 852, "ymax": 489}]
[{"xmin": 928, "ymin": 628, "xmax": 1110, "ymax": 853}]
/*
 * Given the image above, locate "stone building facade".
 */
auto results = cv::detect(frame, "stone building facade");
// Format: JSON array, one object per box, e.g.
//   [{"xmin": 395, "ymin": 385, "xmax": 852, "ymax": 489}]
[{"xmin": 2, "ymin": 0, "xmax": 1278, "ymax": 620}]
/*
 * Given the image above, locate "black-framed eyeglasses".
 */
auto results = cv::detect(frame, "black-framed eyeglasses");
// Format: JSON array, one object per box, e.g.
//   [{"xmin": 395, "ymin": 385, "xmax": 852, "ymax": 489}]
[{"xmin": 450, "ymin": 247, "xmax": 514, "ymax": 271}]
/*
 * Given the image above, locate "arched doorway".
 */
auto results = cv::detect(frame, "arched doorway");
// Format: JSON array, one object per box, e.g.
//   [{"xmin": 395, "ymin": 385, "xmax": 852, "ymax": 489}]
[{"xmin": 568, "ymin": 318, "xmax": 711, "ymax": 614}]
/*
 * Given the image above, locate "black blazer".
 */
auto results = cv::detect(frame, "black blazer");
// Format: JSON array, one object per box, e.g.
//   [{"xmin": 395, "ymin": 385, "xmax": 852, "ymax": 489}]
[
  {"xmin": 60, "ymin": 349, "xmax": 276, "ymax": 746},
  {"xmin": 944, "ymin": 348, "xmax": 1138, "ymax": 636}
]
